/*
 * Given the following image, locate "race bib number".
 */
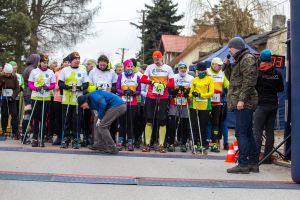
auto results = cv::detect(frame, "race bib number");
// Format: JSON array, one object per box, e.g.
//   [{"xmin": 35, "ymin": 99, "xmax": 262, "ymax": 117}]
[
  {"xmin": 195, "ymin": 97, "xmax": 207, "ymax": 102},
  {"xmin": 175, "ymin": 97, "xmax": 187, "ymax": 105},
  {"xmin": 122, "ymin": 96, "xmax": 133, "ymax": 103},
  {"xmin": 211, "ymin": 93, "xmax": 221, "ymax": 103},
  {"xmin": 152, "ymin": 86, "xmax": 164, "ymax": 95},
  {"xmin": 2, "ymin": 89, "xmax": 13, "ymax": 97}
]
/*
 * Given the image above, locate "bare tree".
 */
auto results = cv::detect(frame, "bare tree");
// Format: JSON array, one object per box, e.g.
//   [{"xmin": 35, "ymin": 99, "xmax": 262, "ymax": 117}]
[
  {"xmin": 192, "ymin": 0, "xmax": 275, "ymax": 38},
  {"xmin": 26, "ymin": 0, "xmax": 101, "ymax": 53}
]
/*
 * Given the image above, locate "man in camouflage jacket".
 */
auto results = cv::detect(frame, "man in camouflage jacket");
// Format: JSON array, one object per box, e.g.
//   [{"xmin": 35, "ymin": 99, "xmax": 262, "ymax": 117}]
[{"xmin": 223, "ymin": 37, "xmax": 259, "ymax": 174}]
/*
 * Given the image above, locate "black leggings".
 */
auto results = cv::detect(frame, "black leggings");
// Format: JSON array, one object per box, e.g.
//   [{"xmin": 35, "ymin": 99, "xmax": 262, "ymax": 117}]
[
  {"xmin": 168, "ymin": 115, "xmax": 189, "ymax": 145},
  {"xmin": 190, "ymin": 109, "xmax": 209, "ymax": 145},
  {"xmin": 210, "ymin": 105, "xmax": 222, "ymax": 143},
  {"xmin": 119, "ymin": 105, "xmax": 137, "ymax": 141},
  {"xmin": 62, "ymin": 104, "xmax": 82, "ymax": 139},
  {"xmin": 32, "ymin": 101, "xmax": 49, "ymax": 140}
]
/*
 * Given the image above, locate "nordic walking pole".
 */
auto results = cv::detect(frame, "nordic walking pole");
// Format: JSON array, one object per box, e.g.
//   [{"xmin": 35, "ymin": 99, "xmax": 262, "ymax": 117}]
[
  {"xmin": 22, "ymin": 99, "xmax": 37, "ymax": 144},
  {"xmin": 186, "ymin": 103, "xmax": 196, "ymax": 154},
  {"xmin": 155, "ymin": 94, "xmax": 161, "ymax": 151},
  {"xmin": 195, "ymin": 105, "xmax": 204, "ymax": 155},
  {"xmin": 61, "ymin": 89, "xmax": 71, "ymax": 146},
  {"xmin": 39, "ymin": 88, "xmax": 45, "ymax": 147}
]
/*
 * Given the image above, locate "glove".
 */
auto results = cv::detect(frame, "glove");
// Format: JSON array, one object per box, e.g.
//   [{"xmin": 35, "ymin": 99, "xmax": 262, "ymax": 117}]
[
  {"xmin": 178, "ymin": 86, "xmax": 185, "ymax": 92},
  {"xmin": 96, "ymin": 119, "xmax": 101, "ymax": 127},
  {"xmin": 124, "ymin": 89, "xmax": 134, "ymax": 96},
  {"xmin": 36, "ymin": 86, "xmax": 43, "ymax": 92},
  {"xmin": 168, "ymin": 88, "xmax": 175, "ymax": 96},
  {"xmin": 76, "ymin": 86, "xmax": 84, "ymax": 91},
  {"xmin": 42, "ymin": 85, "xmax": 48, "ymax": 91},
  {"xmin": 66, "ymin": 85, "xmax": 73, "ymax": 91},
  {"xmin": 7, "ymin": 97, "xmax": 14, "ymax": 102},
  {"xmin": 183, "ymin": 88, "xmax": 190, "ymax": 98},
  {"xmin": 192, "ymin": 92, "xmax": 200, "ymax": 97},
  {"xmin": 154, "ymin": 82, "xmax": 166, "ymax": 92}
]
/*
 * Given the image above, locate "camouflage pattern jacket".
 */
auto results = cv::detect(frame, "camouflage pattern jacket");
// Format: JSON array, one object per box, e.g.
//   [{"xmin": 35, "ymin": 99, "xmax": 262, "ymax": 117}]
[{"xmin": 224, "ymin": 48, "xmax": 258, "ymax": 111}]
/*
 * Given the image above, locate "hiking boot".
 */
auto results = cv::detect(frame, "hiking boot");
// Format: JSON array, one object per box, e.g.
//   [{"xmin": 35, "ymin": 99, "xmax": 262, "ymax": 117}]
[
  {"xmin": 127, "ymin": 143, "xmax": 134, "ymax": 151},
  {"xmin": 224, "ymin": 143, "xmax": 229, "ymax": 150},
  {"xmin": 180, "ymin": 145, "xmax": 187, "ymax": 152},
  {"xmin": 227, "ymin": 165, "xmax": 250, "ymax": 174},
  {"xmin": 248, "ymin": 164, "xmax": 260, "ymax": 173},
  {"xmin": 167, "ymin": 144, "xmax": 175, "ymax": 152},
  {"xmin": 52, "ymin": 138, "xmax": 62, "ymax": 146},
  {"xmin": 117, "ymin": 143, "xmax": 124, "ymax": 151},
  {"xmin": 60, "ymin": 139, "xmax": 70, "ymax": 149},
  {"xmin": 31, "ymin": 139, "xmax": 38, "ymax": 147},
  {"xmin": 39, "ymin": 142, "xmax": 45, "ymax": 148},
  {"xmin": 142, "ymin": 145, "xmax": 151, "ymax": 152},
  {"xmin": 210, "ymin": 143, "xmax": 220, "ymax": 153},
  {"xmin": 72, "ymin": 139, "xmax": 80, "ymax": 149},
  {"xmin": 103, "ymin": 146, "xmax": 119, "ymax": 154},
  {"xmin": 159, "ymin": 145, "xmax": 166, "ymax": 153}
]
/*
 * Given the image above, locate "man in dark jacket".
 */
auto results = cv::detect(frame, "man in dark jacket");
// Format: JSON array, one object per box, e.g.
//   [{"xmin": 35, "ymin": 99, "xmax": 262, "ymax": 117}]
[
  {"xmin": 224, "ymin": 37, "xmax": 259, "ymax": 174},
  {"xmin": 0, "ymin": 64, "xmax": 20, "ymax": 139},
  {"xmin": 253, "ymin": 49, "xmax": 284, "ymax": 164}
]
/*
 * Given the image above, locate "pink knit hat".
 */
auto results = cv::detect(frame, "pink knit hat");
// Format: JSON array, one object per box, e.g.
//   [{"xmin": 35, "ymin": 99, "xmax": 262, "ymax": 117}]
[{"xmin": 123, "ymin": 59, "xmax": 133, "ymax": 69}]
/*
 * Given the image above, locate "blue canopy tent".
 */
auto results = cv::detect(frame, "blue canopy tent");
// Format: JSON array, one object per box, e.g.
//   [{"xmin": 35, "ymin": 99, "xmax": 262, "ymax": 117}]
[{"xmin": 200, "ymin": 41, "xmax": 286, "ymax": 129}]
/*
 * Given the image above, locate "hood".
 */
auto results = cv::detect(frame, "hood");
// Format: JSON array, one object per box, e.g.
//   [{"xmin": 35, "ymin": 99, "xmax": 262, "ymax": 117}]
[
  {"xmin": 25, "ymin": 54, "xmax": 40, "ymax": 68},
  {"xmin": 259, "ymin": 62, "xmax": 274, "ymax": 72}
]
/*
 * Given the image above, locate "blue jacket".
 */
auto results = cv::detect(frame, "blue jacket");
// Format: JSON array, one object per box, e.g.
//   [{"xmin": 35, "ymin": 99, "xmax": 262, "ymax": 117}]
[{"xmin": 88, "ymin": 90, "xmax": 124, "ymax": 119}]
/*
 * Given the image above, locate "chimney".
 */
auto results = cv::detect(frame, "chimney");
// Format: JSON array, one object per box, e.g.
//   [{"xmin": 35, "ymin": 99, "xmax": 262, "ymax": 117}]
[{"xmin": 272, "ymin": 15, "xmax": 286, "ymax": 30}]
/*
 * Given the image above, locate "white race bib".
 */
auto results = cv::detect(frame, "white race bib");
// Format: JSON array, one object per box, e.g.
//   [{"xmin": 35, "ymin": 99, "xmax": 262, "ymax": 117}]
[
  {"xmin": 122, "ymin": 96, "xmax": 133, "ymax": 103},
  {"xmin": 175, "ymin": 97, "xmax": 187, "ymax": 105},
  {"xmin": 211, "ymin": 93, "xmax": 221, "ymax": 103},
  {"xmin": 2, "ymin": 89, "xmax": 13, "ymax": 97},
  {"xmin": 195, "ymin": 97, "xmax": 207, "ymax": 102}
]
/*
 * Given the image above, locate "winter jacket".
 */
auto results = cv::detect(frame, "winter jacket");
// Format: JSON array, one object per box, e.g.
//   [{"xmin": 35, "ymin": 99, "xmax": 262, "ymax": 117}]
[
  {"xmin": 256, "ymin": 63, "xmax": 284, "ymax": 106},
  {"xmin": 23, "ymin": 54, "xmax": 40, "ymax": 98},
  {"xmin": 0, "ymin": 74, "xmax": 20, "ymax": 100},
  {"xmin": 189, "ymin": 75, "xmax": 214, "ymax": 110},
  {"xmin": 224, "ymin": 48, "xmax": 258, "ymax": 110},
  {"xmin": 88, "ymin": 90, "xmax": 125, "ymax": 120}
]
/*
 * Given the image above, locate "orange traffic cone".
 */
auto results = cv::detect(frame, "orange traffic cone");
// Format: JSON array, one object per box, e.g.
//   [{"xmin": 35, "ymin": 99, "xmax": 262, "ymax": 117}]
[{"xmin": 225, "ymin": 144, "xmax": 236, "ymax": 163}]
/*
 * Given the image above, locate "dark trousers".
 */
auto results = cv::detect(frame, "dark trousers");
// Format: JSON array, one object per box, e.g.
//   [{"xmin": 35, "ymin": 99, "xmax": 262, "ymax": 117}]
[
  {"xmin": 1, "ymin": 100, "xmax": 18, "ymax": 135},
  {"xmin": 62, "ymin": 104, "xmax": 82, "ymax": 139},
  {"xmin": 210, "ymin": 105, "xmax": 222, "ymax": 143},
  {"xmin": 32, "ymin": 101, "xmax": 49, "ymax": 140},
  {"xmin": 46, "ymin": 98, "xmax": 55, "ymax": 138},
  {"xmin": 253, "ymin": 105, "xmax": 278, "ymax": 161},
  {"xmin": 134, "ymin": 105, "xmax": 145, "ymax": 142},
  {"xmin": 168, "ymin": 115, "xmax": 189, "ymax": 145},
  {"xmin": 119, "ymin": 105, "xmax": 137, "ymax": 141},
  {"xmin": 83, "ymin": 109, "xmax": 92, "ymax": 143},
  {"xmin": 190, "ymin": 109, "xmax": 209, "ymax": 146},
  {"xmin": 235, "ymin": 109, "xmax": 259, "ymax": 165},
  {"xmin": 54, "ymin": 101, "xmax": 62, "ymax": 139}
]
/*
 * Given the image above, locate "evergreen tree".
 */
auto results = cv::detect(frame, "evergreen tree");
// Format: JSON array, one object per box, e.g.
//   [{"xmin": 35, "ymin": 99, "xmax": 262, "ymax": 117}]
[
  {"xmin": 0, "ymin": 0, "xmax": 31, "ymax": 68},
  {"xmin": 132, "ymin": 0, "xmax": 184, "ymax": 64}
]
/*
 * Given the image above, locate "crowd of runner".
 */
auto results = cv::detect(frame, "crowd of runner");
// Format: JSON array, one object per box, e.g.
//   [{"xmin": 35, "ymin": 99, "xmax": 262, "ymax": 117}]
[{"xmin": 0, "ymin": 37, "xmax": 284, "ymax": 173}]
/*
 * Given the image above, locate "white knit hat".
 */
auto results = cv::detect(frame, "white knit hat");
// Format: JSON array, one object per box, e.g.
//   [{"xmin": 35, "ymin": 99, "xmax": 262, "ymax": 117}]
[{"xmin": 3, "ymin": 63, "xmax": 13, "ymax": 74}]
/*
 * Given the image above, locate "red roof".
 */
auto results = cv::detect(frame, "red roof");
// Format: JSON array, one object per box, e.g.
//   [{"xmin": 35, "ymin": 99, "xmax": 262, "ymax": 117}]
[{"xmin": 161, "ymin": 35, "xmax": 194, "ymax": 53}]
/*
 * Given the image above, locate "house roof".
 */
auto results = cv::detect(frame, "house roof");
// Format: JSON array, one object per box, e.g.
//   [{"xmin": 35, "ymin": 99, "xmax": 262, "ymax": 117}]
[
  {"xmin": 245, "ymin": 27, "xmax": 287, "ymax": 46},
  {"xmin": 169, "ymin": 26, "xmax": 228, "ymax": 66},
  {"xmin": 160, "ymin": 35, "xmax": 194, "ymax": 53}
]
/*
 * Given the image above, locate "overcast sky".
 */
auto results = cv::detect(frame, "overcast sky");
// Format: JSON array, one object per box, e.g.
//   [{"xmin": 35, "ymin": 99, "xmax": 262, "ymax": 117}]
[
  {"xmin": 51, "ymin": 0, "xmax": 290, "ymax": 64},
  {"xmin": 52, "ymin": 0, "xmax": 187, "ymax": 64}
]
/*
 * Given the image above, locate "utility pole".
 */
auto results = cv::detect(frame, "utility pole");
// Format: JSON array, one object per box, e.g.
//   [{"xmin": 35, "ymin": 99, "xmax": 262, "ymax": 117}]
[
  {"xmin": 118, "ymin": 48, "xmax": 129, "ymax": 63},
  {"xmin": 142, "ymin": 10, "xmax": 146, "ymax": 64}
]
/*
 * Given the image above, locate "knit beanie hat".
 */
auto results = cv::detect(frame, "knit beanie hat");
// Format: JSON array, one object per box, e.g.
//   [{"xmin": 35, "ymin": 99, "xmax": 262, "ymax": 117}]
[
  {"xmin": 78, "ymin": 95, "xmax": 88, "ymax": 106},
  {"xmin": 228, "ymin": 37, "xmax": 245, "ymax": 50},
  {"xmin": 9, "ymin": 61, "xmax": 17, "ymax": 67},
  {"xmin": 3, "ymin": 63, "xmax": 13, "ymax": 73},
  {"xmin": 40, "ymin": 53, "xmax": 49, "ymax": 63},
  {"xmin": 196, "ymin": 62, "xmax": 207, "ymax": 71},
  {"xmin": 68, "ymin": 51, "xmax": 80, "ymax": 62},
  {"xmin": 260, "ymin": 49, "xmax": 272, "ymax": 62},
  {"xmin": 123, "ymin": 59, "xmax": 133, "ymax": 69}
]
